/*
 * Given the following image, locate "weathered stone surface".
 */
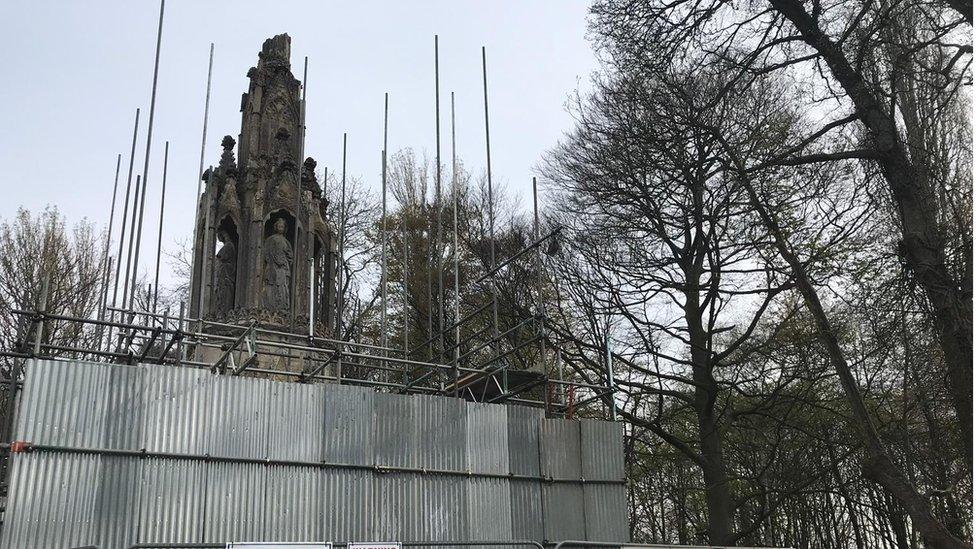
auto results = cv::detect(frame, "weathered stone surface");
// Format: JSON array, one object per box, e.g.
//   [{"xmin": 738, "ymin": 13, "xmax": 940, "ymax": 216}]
[{"xmin": 188, "ymin": 34, "xmax": 339, "ymax": 337}]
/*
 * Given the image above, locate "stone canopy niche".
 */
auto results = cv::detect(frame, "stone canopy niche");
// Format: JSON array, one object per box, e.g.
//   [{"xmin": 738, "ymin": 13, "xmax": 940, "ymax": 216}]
[{"xmin": 189, "ymin": 34, "xmax": 338, "ymax": 338}]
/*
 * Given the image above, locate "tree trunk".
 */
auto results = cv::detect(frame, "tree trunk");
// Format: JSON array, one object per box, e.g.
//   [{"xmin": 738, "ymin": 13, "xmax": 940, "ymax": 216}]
[
  {"xmin": 768, "ymin": 0, "xmax": 973, "ymax": 466},
  {"xmin": 737, "ymin": 170, "xmax": 970, "ymax": 549}
]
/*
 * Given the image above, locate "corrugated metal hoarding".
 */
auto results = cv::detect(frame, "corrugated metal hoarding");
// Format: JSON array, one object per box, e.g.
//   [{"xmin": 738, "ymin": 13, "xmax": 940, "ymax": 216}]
[{"xmin": 1, "ymin": 359, "xmax": 628, "ymax": 548}]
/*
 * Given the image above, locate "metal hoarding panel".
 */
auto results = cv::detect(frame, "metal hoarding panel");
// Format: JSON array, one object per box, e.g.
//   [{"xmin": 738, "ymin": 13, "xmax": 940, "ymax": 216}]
[
  {"xmin": 0, "ymin": 452, "xmax": 100, "ymax": 549},
  {"xmin": 203, "ymin": 462, "xmax": 267, "ymax": 542},
  {"xmin": 208, "ymin": 374, "xmax": 271, "ymax": 459},
  {"xmin": 92, "ymin": 455, "xmax": 142, "ymax": 548},
  {"xmin": 265, "ymin": 465, "xmax": 323, "ymax": 542},
  {"xmin": 506, "ymin": 405, "xmax": 542, "ymax": 476},
  {"xmin": 371, "ymin": 472, "xmax": 422, "ymax": 542},
  {"xmin": 323, "ymin": 384, "xmax": 375, "ymax": 466},
  {"xmin": 142, "ymin": 365, "xmax": 213, "ymax": 453},
  {"xmin": 135, "ymin": 458, "xmax": 206, "ymax": 543},
  {"xmin": 541, "ymin": 418, "xmax": 581, "ymax": 480},
  {"xmin": 419, "ymin": 475, "xmax": 467, "ymax": 543},
  {"xmin": 267, "ymin": 381, "xmax": 326, "ymax": 462},
  {"xmin": 373, "ymin": 391, "xmax": 417, "ymax": 469},
  {"xmin": 414, "ymin": 393, "xmax": 465, "ymax": 471},
  {"xmin": 465, "ymin": 401, "xmax": 508, "ymax": 475},
  {"xmin": 322, "ymin": 468, "xmax": 372, "ymax": 541},
  {"xmin": 584, "ymin": 483, "xmax": 629, "ymax": 542},
  {"xmin": 17, "ymin": 359, "xmax": 111, "ymax": 448},
  {"xmin": 104, "ymin": 362, "xmax": 146, "ymax": 450},
  {"xmin": 509, "ymin": 479, "xmax": 543, "ymax": 542},
  {"xmin": 543, "ymin": 483, "xmax": 586, "ymax": 542},
  {"xmin": 466, "ymin": 476, "xmax": 512, "ymax": 546},
  {"xmin": 581, "ymin": 419, "xmax": 625, "ymax": 482}
]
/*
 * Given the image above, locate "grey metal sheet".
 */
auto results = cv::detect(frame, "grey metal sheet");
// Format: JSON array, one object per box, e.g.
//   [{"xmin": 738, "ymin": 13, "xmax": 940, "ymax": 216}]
[
  {"xmin": 543, "ymin": 483, "xmax": 586, "ymax": 541},
  {"xmin": 103, "ymin": 362, "xmax": 146, "ymax": 450},
  {"xmin": 203, "ymin": 462, "xmax": 266, "ymax": 542},
  {"xmin": 265, "ymin": 465, "xmax": 322, "ymax": 542},
  {"xmin": 507, "ymin": 405, "xmax": 543, "ymax": 476},
  {"xmin": 466, "ymin": 401, "xmax": 509, "ymax": 475},
  {"xmin": 374, "ymin": 391, "xmax": 418, "ymax": 468},
  {"xmin": 415, "ymin": 394, "xmax": 465, "ymax": 471},
  {"xmin": 92, "ymin": 455, "xmax": 142, "ymax": 548},
  {"xmin": 0, "ymin": 452, "xmax": 100, "ymax": 549},
  {"xmin": 509, "ymin": 479, "xmax": 544, "ymax": 542},
  {"xmin": 208, "ymin": 374, "xmax": 270, "ymax": 459},
  {"xmin": 541, "ymin": 418, "xmax": 581, "ymax": 480},
  {"xmin": 17, "ymin": 359, "xmax": 111, "ymax": 448},
  {"xmin": 584, "ymin": 483, "xmax": 629, "ymax": 542},
  {"xmin": 372, "ymin": 472, "xmax": 422, "ymax": 542},
  {"xmin": 467, "ymin": 476, "xmax": 513, "ymax": 544},
  {"xmin": 322, "ymin": 468, "xmax": 372, "ymax": 541},
  {"xmin": 419, "ymin": 475, "xmax": 467, "ymax": 542},
  {"xmin": 266, "ymin": 381, "xmax": 326, "ymax": 462},
  {"xmin": 581, "ymin": 419, "xmax": 624, "ymax": 481},
  {"xmin": 323, "ymin": 384, "xmax": 375, "ymax": 466},
  {"xmin": 142, "ymin": 365, "xmax": 212, "ymax": 453},
  {"xmin": 135, "ymin": 458, "xmax": 206, "ymax": 543}
]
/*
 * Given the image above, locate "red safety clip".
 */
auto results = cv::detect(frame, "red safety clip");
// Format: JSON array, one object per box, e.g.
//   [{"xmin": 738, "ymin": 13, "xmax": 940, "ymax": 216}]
[{"xmin": 9, "ymin": 441, "xmax": 33, "ymax": 453}]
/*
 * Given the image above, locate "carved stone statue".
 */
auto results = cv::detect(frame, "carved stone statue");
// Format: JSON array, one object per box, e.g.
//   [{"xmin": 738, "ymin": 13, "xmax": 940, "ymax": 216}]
[
  {"xmin": 261, "ymin": 218, "xmax": 293, "ymax": 311},
  {"xmin": 213, "ymin": 229, "xmax": 237, "ymax": 315}
]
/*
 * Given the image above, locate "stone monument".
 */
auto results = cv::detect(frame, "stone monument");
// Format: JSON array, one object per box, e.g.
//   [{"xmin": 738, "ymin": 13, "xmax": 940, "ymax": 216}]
[{"xmin": 188, "ymin": 34, "xmax": 339, "ymax": 371}]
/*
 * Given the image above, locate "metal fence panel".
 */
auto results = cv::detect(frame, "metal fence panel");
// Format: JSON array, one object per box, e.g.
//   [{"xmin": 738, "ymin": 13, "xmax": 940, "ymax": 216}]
[
  {"xmin": 323, "ymin": 384, "xmax": 375, "ymax": 466},
  {"xmin": 208, "ymin": 375, "xmax": 270, "ymax": 460},
  {"xmin": 142, "ymin": 365, "xmax": 212, "ymax": 453},
  {"xmin": 467, "ymin": 476, "xmax": 513, "ymax": 544},
  {"xmin": 419, "ymin": 475, "xmax": 468, "ymax": 542},
  {"xmin": 466, "ymin": 401, "xmax": 509, "ymax": 475},
  {"xmin": 581, "ymin": 419, "xmax": 624, "ymax": 482},
  {"xmin": 372, "ymin": 472, "xmax": 422, "ymax": 541},
  {"xmin": 584, "ymin": 483, "xmax": 629, "ymax": 542},
  {"xmin": 92, "ymin": 455, "xmax": 142, "ymax": 548},
  {"xmin": 203, "ymin": 462, "xmax": 266, "ymax": 542},
  {"xmin": 16, "ymin": 359, "xmax": 111, "ymax": 448},
  {"xmin": 322, "ymin": 468, "xmax": 372, "ymax": 541},
  {"xmin": 415, "ymin": 394, "xmax": 465, "ymax": 471},
  {"xmin": 509, "ymin": 479, "xmax": 544, "ymax": 541},
  {"xmin": 374, "ymin": 392, "xmax": 418, "ymax": 468},
  {"xmin": 0, "ymin": 452, "xmax": 99, "ymax": 549},
  {"xmin": 266, "ymin": 381, "xmax": 326, "ymax": 462},
  {"xmin": 543, "ymin": 483, "xmax": 586, "ymax": 541},
  {"xmin": 265, "ymin": 465, "xmax": 322, "ymax": 542},
  {"xmin": 136, "ymin": 458, "xmax": 206, "ymax": 543},
  {"xmin": 541, "ymin": 418, "xmax": 581, "ymax": 480},
  {"xmin": 507, "ymin": 405, "xmax": 543, "ymax": 476}
]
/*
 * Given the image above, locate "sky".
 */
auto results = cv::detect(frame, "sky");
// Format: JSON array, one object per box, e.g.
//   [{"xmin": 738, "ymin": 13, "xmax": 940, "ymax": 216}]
[{"xmin": 0, "ymin": 1, "xmax": 599, "ymax": 291}]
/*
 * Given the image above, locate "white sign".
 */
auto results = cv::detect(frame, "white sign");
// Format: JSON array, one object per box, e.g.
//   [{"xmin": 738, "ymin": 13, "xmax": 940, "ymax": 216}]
[
  {"xmin": 227, "ymin": 544, "xmax": 332, "ymax": 549},
  {"xmin": 348, "ymin": 543, "xmax": 402, "ymax": 549}
]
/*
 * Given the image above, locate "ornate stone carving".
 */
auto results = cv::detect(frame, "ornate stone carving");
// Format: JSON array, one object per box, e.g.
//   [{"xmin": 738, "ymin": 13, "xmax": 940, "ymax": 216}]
[
  {"xmin": 213, "ymin": 229, "xmax": 237, "ymax": 315},
  {"xmin": 261, "ymin": 218, "xmax": 292, "ymax": 311}
]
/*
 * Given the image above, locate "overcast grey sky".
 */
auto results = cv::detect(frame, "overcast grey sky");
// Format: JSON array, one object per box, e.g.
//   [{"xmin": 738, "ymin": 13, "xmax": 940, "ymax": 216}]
[{"xmin": 0, "ymin": 1, "xmax": 597, "ymax": 290}]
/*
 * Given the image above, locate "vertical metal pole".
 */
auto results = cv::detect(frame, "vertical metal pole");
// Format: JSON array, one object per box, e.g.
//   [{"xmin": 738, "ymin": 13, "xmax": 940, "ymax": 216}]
[
  {"xmin": 176, "ymin": 300, "xmax": 185, "ymax": 366},
  {"xmin": 152, "ymin": 141, "xmax": 170, "ymax": 313},
  {"xmin": 113, "ymin": 109, "xmax": 141, "ymax": 315},
  {"xmin": 336, "ymin": 134, "xmax": 347, "ymax": 379},
  {"xmin": 132, "ymin": 0, "xmax": 166, "ymax": 306},
  {"xmin": 121, "ymin": 175, "xmax": 142, "ymax": 310},
  {"xmin": 481, "ymin": 46, "xmax": 502, "ymax": 390},
  {"xmin": 402, "ymin": 192, "xmax": 410, "ymax": 366},
  {"xmin": 381, "ymin": 93, "xmax": 389, "ymax": 352},
  {"xmin": 192, "ymin": 43, "xmax": 215, "ymax": 326},
  {"xmin": 99, "ymin": 154, "xmax": 123, "ymax": 321},
  {"xmin": 451, "ymin": 91, "xmax": 461, "ymax": 397},
  {"xmin": 33, "ymin": 276, "xmax": 50, "ymax": 358},
  {"xmin": 533, "ymin": 177, "xmax": 546, "ymax": 379},
  {"xmin": 291, "ymin": 56, "xmax": 308, "ymax": 331},
  {"xmin": 129, "ymin": 169, "xmax": 150, "ymax": 309},
  {"xmin": 434, "ymin": 35, "xmax": 445, "ymax": 368},
  {"xmin": 606, "ymin": 330, "xmax": 616, "ymax": 421}
]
